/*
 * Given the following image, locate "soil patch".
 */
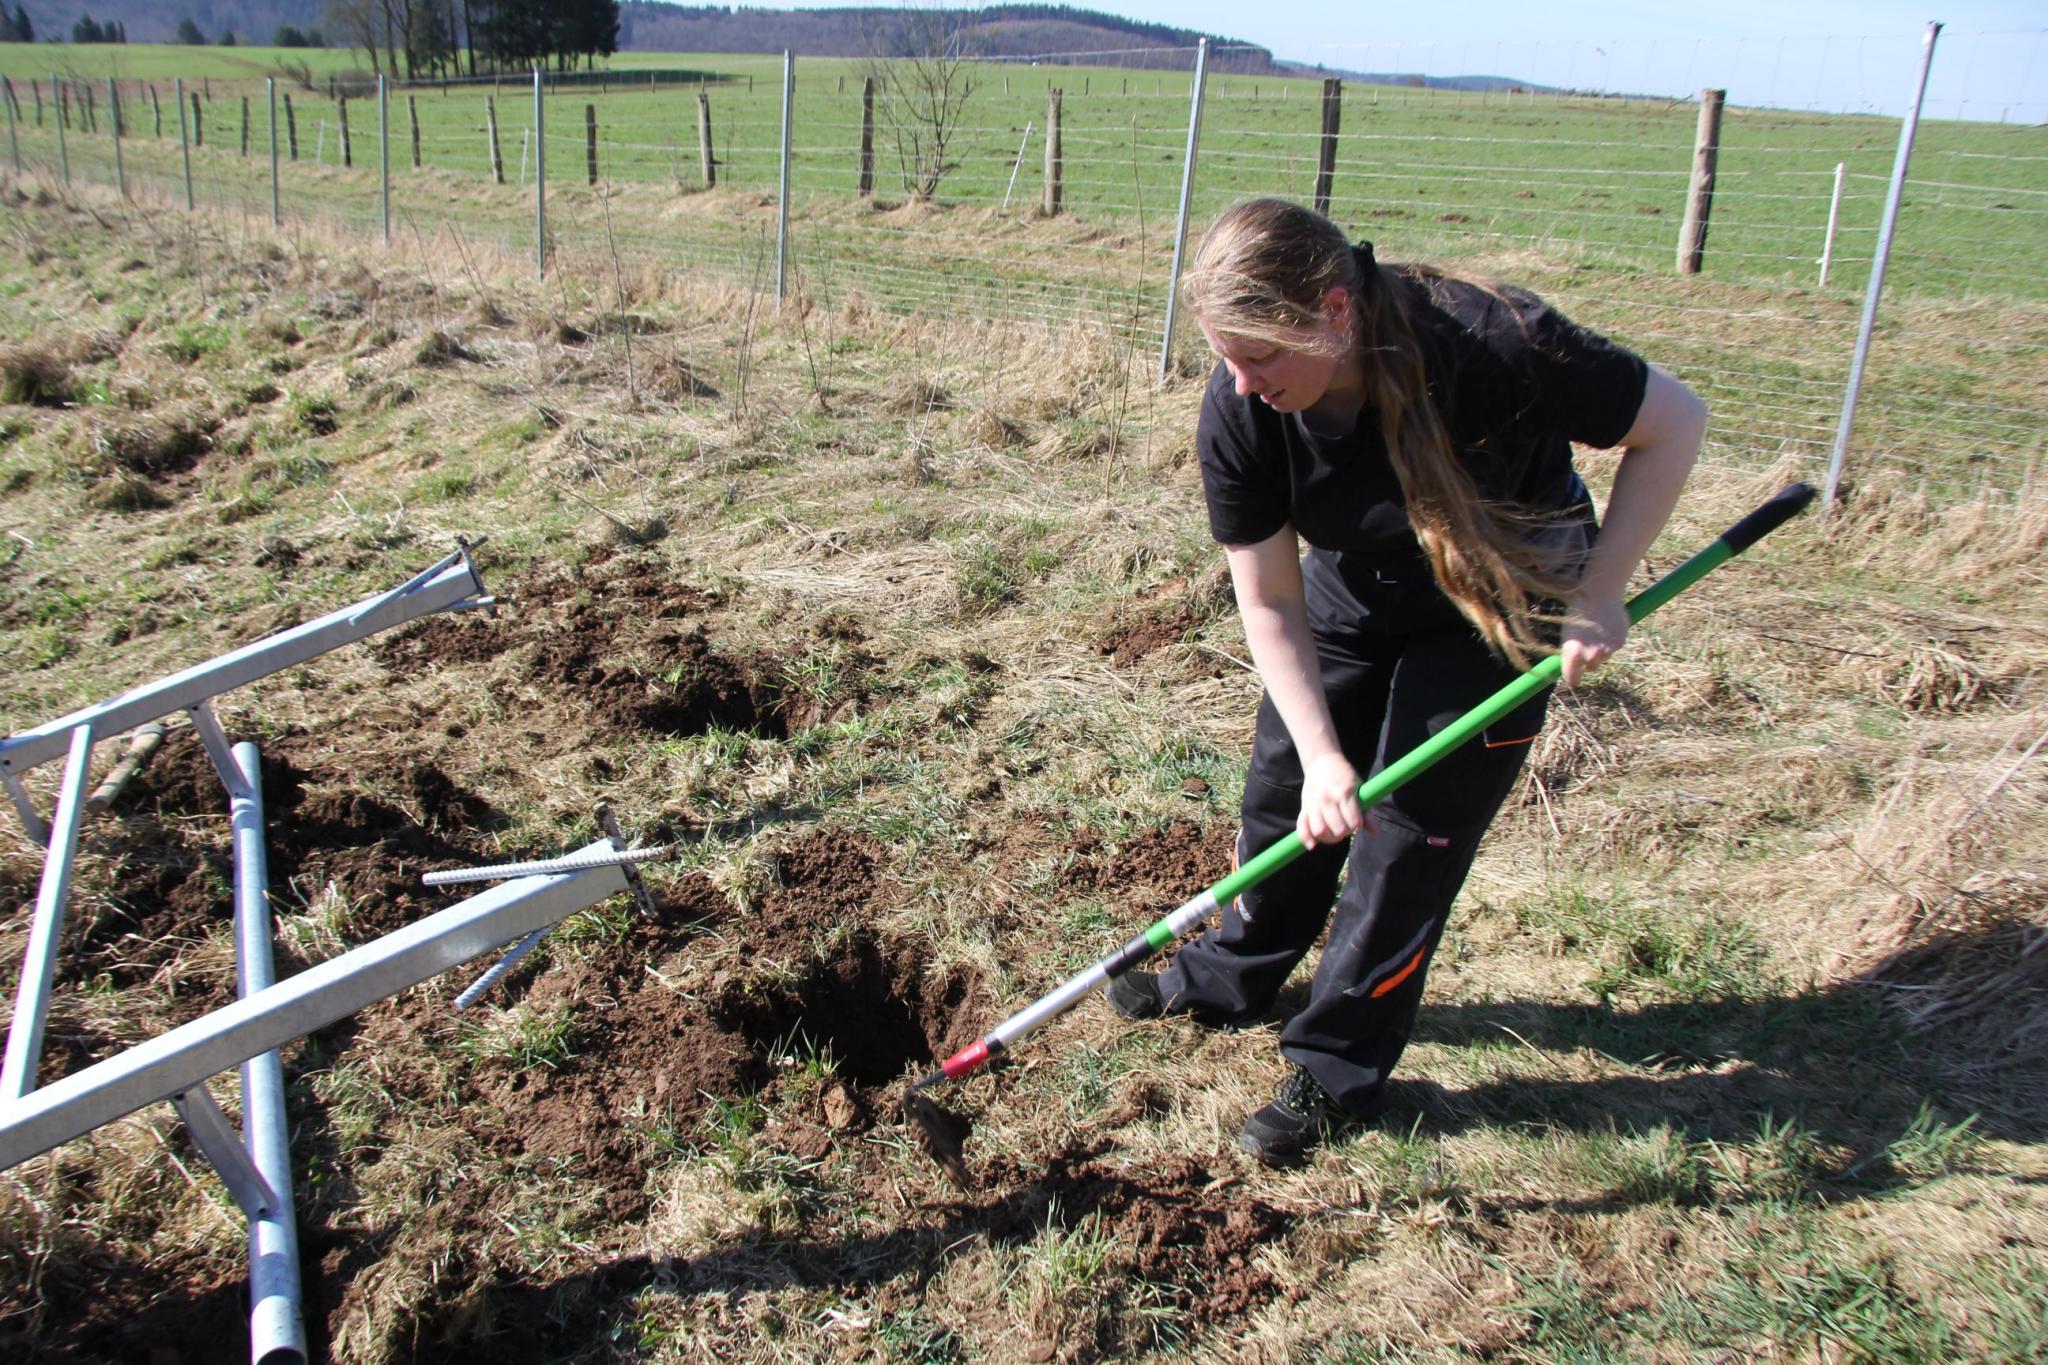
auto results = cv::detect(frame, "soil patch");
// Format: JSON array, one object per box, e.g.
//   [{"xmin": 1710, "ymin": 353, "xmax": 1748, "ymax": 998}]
[
  {"xmin": 365, "ymin": 612, "xmax": 512, "ymax": 668},
  {"xmin": 0, "ymin": 1250, "xmax": 247, "ymax": 1365},
  {"xmin": 469, "ymin": 831, "xmax": 988, "ymax": 1212},
  {"xmin": 371, "ymin": 553, "xmax": 876, "ymax": 742},
  {"xmin": 476, "ymin": 877, "xmax": 755, "ymax": 1220},
  {"xmin": 964, "ymin": 1143, "xmax": 1293, "ymax": 1322},
  {"xmin": 527, "ymin": 623, "xmax": 788, "ymax": 738},
  {"xmin": 100, "ymin": 727, "xmax": 499, "ymax": 944},
  {"xmin": 1057, "ymin": 818, "xmax": 1234, "ymax": 907},
  {"xmin": 1099, "ymin": 571, "xmax": 1233, "ymax": 668}
]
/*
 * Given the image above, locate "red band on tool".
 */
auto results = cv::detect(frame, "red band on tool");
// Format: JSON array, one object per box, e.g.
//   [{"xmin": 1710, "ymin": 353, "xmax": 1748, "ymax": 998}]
[{"xmin": 941, "ymin": 1040, "xmax": 992, "ymax": 1079}]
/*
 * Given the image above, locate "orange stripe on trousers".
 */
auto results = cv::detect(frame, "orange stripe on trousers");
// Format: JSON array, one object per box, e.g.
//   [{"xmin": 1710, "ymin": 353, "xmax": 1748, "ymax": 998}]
[{"xmin": 1369, "ymin": 946, "xmax": 1428, "ymax": 999}]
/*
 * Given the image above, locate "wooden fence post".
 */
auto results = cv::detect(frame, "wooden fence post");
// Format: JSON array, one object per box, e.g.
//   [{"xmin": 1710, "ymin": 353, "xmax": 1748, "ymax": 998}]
[
  {"xmin": 338, "ymin": 95, "xmax": 351, "ymax": 167},
  {"xmin": 585, "ymin": 103, "xmax": 597, "ymax": 185},
  {"xmin": 1313, "ymin": 78, "xmax": 1341, "ymax": 217},
  {"xmin": 32, "ymin": 82, "xmax": 40, "ymax": 128},
  {"xmin": 284, "ymin": 94, "xmax": 298, "ymax": 159},
  {"xmin": 696, "ymin": 91, "xmax": 715, "ymax": 188},
  {"xmin": 1041, "ymin": 87, "xmax": 1062, "ymax": 216},
  {"xmin": 1677, "ymin": 88, "xmax": 1726, "ymax": 275},
  {"xmin": 487, "ymin": 97, "xmax": 503, "ymax": 183},
  {"xmin": 240, "ymin": 95, "xmax": 250, "ymax": 155},
  {"xmin": 857, "ymin": 76, "xmax": 874, "ymax": 196},
  {"xmin": 190, "ymin": 90, "xmax": 202, "ymax": 147},
  {"xmin": 85, "ymin": 85, "xmax": 96, "ymax": 134},
  {"xmin": 148, "ymin": 84, "xmax": 160, "ymax": 137},
  {"xmin": 407, "ymin": 94, "xmax": 420, "ymax": 167}
]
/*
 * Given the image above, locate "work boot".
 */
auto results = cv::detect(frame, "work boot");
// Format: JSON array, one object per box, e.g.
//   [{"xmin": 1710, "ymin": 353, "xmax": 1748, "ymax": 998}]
[
  {"xmin": 1104, "ymin": 969, "xmax": 1165, "ymax": 1020},
  {"xmin": 1239, "ymin": 1064, "xmax": 1356, "ymax": 1167}
]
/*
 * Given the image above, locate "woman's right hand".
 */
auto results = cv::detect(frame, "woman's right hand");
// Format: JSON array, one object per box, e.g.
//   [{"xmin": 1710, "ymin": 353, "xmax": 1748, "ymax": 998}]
[{"xmin": 1298, "ymin": 750, "xmax": 1367, "ymax": 848}]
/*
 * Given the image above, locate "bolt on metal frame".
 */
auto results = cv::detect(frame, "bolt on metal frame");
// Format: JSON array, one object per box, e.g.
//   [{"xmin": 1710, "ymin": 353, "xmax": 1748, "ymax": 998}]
[{"xmin": 0, "ymin": 545, "xmax": 632, "ymax": 1365}]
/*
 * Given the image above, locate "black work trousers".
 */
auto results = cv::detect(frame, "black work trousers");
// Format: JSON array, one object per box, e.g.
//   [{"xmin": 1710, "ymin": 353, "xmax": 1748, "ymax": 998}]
[{"xmin": 1156, "ymin": 622, "xmax": 1546, "ymax": 1116}]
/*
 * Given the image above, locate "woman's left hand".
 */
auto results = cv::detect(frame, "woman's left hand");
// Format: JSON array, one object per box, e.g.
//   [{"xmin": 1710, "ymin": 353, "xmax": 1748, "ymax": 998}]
[{"xmin": 1560, "ymin": 593, "xmax": 1630, "ymax": 687}]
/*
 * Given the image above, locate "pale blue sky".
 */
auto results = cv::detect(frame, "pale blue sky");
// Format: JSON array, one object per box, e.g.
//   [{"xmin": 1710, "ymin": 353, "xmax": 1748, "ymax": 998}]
[{"xmin": 752, "ymin": 3, "xmax": 2048, "ymax": 119}]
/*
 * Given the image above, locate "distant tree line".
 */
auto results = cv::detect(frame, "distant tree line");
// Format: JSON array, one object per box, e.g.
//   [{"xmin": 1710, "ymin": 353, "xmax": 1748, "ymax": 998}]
[
  {"xmin": 71, "ymin": 12, "xmax": 130, "ymax": 42},
  {"xmin": 323, "ymin": 0, "xmax": 618, "ymax": 79},
  {"xmin": 0, "ymin": 4, "xmax": 30, "ymax": 41}
]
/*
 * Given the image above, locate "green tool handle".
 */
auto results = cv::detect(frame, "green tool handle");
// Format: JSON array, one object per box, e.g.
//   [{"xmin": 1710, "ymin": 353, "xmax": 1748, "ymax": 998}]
[{"xmin": 1208, "ymin": 482, "xmax": 1816, "ymax": 910}]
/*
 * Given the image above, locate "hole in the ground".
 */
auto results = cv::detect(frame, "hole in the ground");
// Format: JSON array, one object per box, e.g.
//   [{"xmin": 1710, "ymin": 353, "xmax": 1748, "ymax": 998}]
[{"xmin": 713, "ymin": 932, "xmax": 974, "ymax": 1087}]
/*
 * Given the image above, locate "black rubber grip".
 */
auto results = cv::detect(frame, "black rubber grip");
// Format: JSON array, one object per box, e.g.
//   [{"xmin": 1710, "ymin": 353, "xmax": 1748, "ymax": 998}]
[{"xmin": 1721, "ymin": 483, "xmax": 1817, "ymax": 554}]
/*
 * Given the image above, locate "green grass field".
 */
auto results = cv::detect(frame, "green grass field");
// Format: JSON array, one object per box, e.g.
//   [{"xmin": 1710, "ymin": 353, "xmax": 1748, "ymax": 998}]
[{"xmin": 4, "ymin": 48, "xmax": 2041, "ymax": 506}]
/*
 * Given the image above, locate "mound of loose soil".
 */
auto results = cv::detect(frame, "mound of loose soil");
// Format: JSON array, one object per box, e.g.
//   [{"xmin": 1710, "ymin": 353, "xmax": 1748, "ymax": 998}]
[
  {"xmin": 372, "ymin": 552, "xmax": 880, "ymax": 741},
  {"xmin": 94, "ymin": 727, "xmax": 498, "ymax": 963},
  {"xmin": 466, "ymin": 830, "xmax": 989, "ymax": 1218},
  {"xmin": 1056, "ymin": 818, "xmax": 1234, "ymax": 905},
  {"xmin": 475, "ymin": 873, "xmax": 755, "ymax": 1218}
]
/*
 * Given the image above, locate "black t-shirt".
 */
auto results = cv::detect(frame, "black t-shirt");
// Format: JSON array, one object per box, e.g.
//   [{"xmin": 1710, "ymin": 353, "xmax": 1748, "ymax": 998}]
[{"xmin": 1197, "ymin": 267, "xmax": 1648, "ymax": 635}]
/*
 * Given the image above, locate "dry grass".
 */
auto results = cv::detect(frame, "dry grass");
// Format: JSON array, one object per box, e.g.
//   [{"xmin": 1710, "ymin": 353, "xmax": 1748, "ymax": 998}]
[{"xmin": 0, "ymin": 183, "xmax": 2044, "ymax": 1364}]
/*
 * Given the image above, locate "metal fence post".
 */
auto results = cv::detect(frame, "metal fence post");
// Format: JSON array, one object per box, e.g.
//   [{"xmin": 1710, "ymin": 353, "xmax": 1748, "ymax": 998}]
[
  {"xmin": 268, "ymin": 78, "xmax": 279, "ymax": 227},
  {"xmin": 52, "ymin": 75, "xmax": 67, "ymax": 186},
  {"xmin": 175, "ymin": 77, "xmax": 191, "ymax": 209},
  {"xmin": 229, "ymin": 742, "xmax": 307, "ymax": 1365},
  {"xmin": 1823, "ymin": 22, "xmax": 1942, "ymax": 514},
  {"xmin": 1159, "ymin": 38, "xmax": 1211, "ymax": 383},
  {"xmin": 533, "ymin": 67, "xmax": 546, "ymax": 279},
  {"xmin": 1002, "ymin": 120, "xmax": 1033, "ymax": 209},
  {"xmin": 379, "ymin": 74, "xmax": 390, "ymax": 246},
  {"xmin": 776, "ymin": 49, "xmax": 793, "ymax": 307},
  {"xmin": 1818, "ymin": 162, "xmax": 1845, "ymax": 289}
]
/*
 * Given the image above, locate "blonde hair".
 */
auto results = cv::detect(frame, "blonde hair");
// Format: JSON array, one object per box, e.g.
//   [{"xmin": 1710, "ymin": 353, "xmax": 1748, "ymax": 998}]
[{"xmin": 1181, "ymin": 197, "xmax": 1578, "ymax": 667}]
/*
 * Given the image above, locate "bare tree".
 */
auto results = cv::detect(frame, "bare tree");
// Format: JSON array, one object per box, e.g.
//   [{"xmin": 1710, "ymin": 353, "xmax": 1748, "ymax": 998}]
[
  {"xmin": 862, "ymin": 7, "xmax": 978, "ymax": 201},
  {"xmin": 325, "ymin": 0, "xmax": 383, "ymax": 73}
]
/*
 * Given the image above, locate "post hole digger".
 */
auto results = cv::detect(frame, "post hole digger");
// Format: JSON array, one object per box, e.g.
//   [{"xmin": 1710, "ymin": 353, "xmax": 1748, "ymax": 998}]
[{"xmin": 903, "ymin": 484, "xmax": 1818, "ymax": 1183}]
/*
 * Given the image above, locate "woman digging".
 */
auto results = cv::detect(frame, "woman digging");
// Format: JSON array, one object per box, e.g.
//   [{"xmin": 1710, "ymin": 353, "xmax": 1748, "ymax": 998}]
[{"xmin": 1104, "ymin": 197, "xmax": 1705, "ymax": 1166}]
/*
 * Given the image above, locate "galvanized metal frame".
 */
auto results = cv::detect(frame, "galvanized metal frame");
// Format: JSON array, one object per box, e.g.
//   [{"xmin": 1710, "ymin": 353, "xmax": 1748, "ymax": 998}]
[
  {"xmin": 0, "ymin": 548, "xmax": 531, "ymax": 1365},
  {"xmin": 1158, "ymin": 37, "xmax": 1211, "ymax": 383}
]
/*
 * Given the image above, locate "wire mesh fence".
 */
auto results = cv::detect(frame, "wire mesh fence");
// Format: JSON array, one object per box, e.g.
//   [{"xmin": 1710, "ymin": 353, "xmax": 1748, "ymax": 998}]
[{"xmin": 0, "ymin": 26, "xmax": 2040, "ymax": 504}]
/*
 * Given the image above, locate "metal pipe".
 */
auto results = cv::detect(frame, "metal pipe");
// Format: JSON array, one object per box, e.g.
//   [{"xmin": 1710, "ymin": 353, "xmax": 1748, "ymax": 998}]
[
  {"xmin": 533, "ymin": 68, "xmax": 545, "ymax": 279},
  {"xmin": 1823, "ymin": 22, "xmax": 1942, "ymax": 514},
  {"xmin": 1, "ymin": 553, "xmax": 489, "ymax": 783},
  {"xmin": 1, "ymin": 771, "xmax": 45, "ymax": 846},
  {"xmin": 0, "ymin": 850, "xmax": 630, "ymax": 1168},
  {"xmin": 1158, "ymin": 38, "xmax": 1211, "ymax": 383},
  {"xmin": 776, "ymin": 49, "xmax": 793, "ymax": 307},
  {"xmin": 0, "ymin": 725, "xmax": 95, "ymax": 1102},
  {"xmin": 172, "ymin": 1085, "xmax": 278, "ymax": 1219},
  {"xmin": 378, "ymin": 74, "xmax": 390, "ymax": 246},
  {"xmin": 187, "ymin": 702, "xmax": 246, "ymax": 799},
  {"xmin": 230, "ymin": 742, "xmax": 307, "ymax": 1365},
  {"xmin": 1001, "ymin": 121, "xmax": 1033, "ymax": 210},
  {"xmin": 1818, "ymin": 161, "xmax": 1844, "ymax": 289}
]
